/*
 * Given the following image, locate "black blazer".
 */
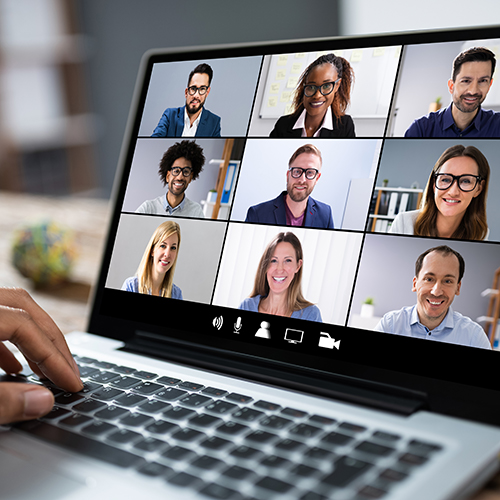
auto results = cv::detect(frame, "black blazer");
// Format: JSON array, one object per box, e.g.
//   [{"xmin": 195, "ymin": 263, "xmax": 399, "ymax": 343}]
[{"xmin": 269, "ymin": 112, "xmax": 355, "ymax": 138}]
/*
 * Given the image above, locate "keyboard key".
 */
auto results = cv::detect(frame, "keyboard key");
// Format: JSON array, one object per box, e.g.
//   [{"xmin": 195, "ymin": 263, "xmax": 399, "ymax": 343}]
[
  {"xmin": 131, "ymin": 382, "xmax": 163, "ymax": 395},
  {"xmin": 120, "ymin": 412, "xmax": 154, "ymax": 427},
  {"xmin": 139, "ymin": 400, "xmax": 171, "ymax": 414},
  {"xmin": 72, "ymin": 399, "xmax": 107, "ymax": 414},
  {"xmin": 191, "ymin": 455, "xmax": 224, "ymax": 471},
  {"xmin": 226, "ymin": 393, "xmax": 253, "ymax": 404},
  {"xmin": 113, "ymin": 365, "xmax": 137, "ymax": 375},
  {"xmin": 260, "ymin": 455, "xmax": 291, "ymax": 469},
  {"xmin": 356, "ymin": 441, "xmax": 394, "ymax": 457},
  {"xmin": 92, "ymin": 361, "xmax": 118, "ymax": 370},
  {"xmin": 91, "ymin": 387, "xmax": 125, "ymax": 402},
  {"xmin": 137, "ymin": 462, "xmax": 172, "ymax": 477},
  {"xmin": 200, "ymin": 436, "xmax": 232, "ymax": 451},
  {"xmin": 379, "ymin": 468, "xmax": 408, "ymax": 483},
  {"xmin": 161, "ymin": 445, "xmax": 196, "ymax": 461},
  {"xmin": 54, "ymin": 392, "xmax": 86, "ymax": 406},
  {"xmin": 171, "ymin": 427, "xmax": 204, "ymax": 443},
  {"xmin": 189, "ymin": 413, "xmax": 222, "ymax": 429},
  {"xmin": 178, "ymin": 393, "xmax": 212, "ymax": 408},
  {"xmin": 408, "ymin": 439, "xmax": 442, "ymax": 454},
  {"xmin": 309, "ymin": 415, "xmax": 336, "ymax": 426},
  {"xmin": 110, "ymin": 376, "xmax": 141, "ymax": 389},
  {"xmin": 255, "ymin": 476, "xmax": 294, "ymax": 494},
  {"xmin": 89, "ymin": 371, "xmax": 121, "ymax": 384},
  {"xmin": 291, "ymin": 463, "xmax": 318, "ymax": 478},
  {"xmin": 322, "ymin": 432, "xmax": 353, "ymax": 447},
  {"xmin": 222, "ymin": 465, "xmax": 255, "ymax": 480},
  {"xmin": 232, "ymin": 407, "xmax": 263, "ymax": 422},
  {"xmin": 77, "ymin": 366, "xmax": 99, "ymax": 378},
  {"xmin": 230, "ymin": 445, "xmax": 262, "ymax": 460},
  {"xmin": 254, "ymin": 400, "xmax": 282, "ymax": 412},
  {"xmin": 156, "ymin": 376, "xmax": 181, "ymax": 386},
  {"xmin": 372, "ymin": 431, "xmax": 401, "ymax": 442},
  {"xmin": 260, "ymin": 415, "xmax": 292, "ymax": 430},
  {"xmin": 107, "ymin": 429, "xmax": 142, "ymax": 444},
  {"xmin": 304, "ymin": 447, "xmax": 335, "ymax": 461},
  {"xmin": 82, "ymin": 421, "xmax": 117, "ymax": 436},
  {"xmin": 300, "ymin": 493, "xmax": 329, "ymax": 500},
  {"xmin": 281, "ymin": 407, "xmax": 308, "ymax": 419},
  {"xmin": 178, "ymin": 381, "xmax": 204, "ymax": 391},
  {"xmin": 146, "ymin": 420, "xmax": 179, "ymax": 436},
  {"xmin": 154, "ymin": 387, "xmax": 187, "ymax": 401},
  {"xmin": 163, "ymin": 406, "xmax": 196, "ymax": 421},
  {"xmin": 134, "ymin": 370, "xmax": 158, "ymax": 380},
  {"xmin": 94, "ymin": 405, "xmax": 130, "ymax": 421},
  {"xmin": 79, "ymin": 382, "xmax": 102, "ymax": 394},
  {"xmin": 244, "ymin": 430, "xmax": 276, "ymax": 445},
  {"xmin": 321, "ymin": 456, "xmax": 372, "ymax": 488},
  {"xmin": 168, "ymin": 471, "xmax": 202, "ymax": 488},
  {"xmin": 59, "ymin": 414, "xmax": 92, "ymax": 428},
  {"xmin": 274, "ymin": 438, "xmax": 304, "ymax": 452},
  {"xmin": 399, "ymin": 452, "xmax": 428, "ymax": 466},
  {"xmin": 205, "ymin": 400, "xmax": 238, "ymax": 415},
  {"xmin": 114, "ymin": 393, "xmax": 148, "ymax": 408},
  {"xmin": 40, "ymin": 407, "xmax": 71, "ymax": 421},
  {"xmin": 16, "ymin": 420, "xmax": 142, "ymax": 468},
  {"xmin": 202, "ymin": 387, "xmax": 228, "ymax": 398},
  {"xmin": 216, "ymin": 421, "xmax": 248, "ymax": 436},
  {"xmin": 289, "ymin": 423, "xmax": 321, "ymax": 439},
  {"xmin": 134, "ymin": 437, "xmax": 167, "ymax": 453},
  {"xmin": 358, "ymin": 484, "xmax": 387, "ymax": 499},
  {"xmin": 338, "ymin": 422, "xmax": 367, "ymax": 433},
  {"xmin": 199, "ymin": 483, "xmax": 242, "ymax": 500}
]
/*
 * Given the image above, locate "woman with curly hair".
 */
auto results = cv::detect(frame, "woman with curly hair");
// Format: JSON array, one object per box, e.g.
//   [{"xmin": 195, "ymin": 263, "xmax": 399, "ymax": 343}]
[{"xmin": 270, "ymin": 53, "xmax": 355, "ymax": 138}]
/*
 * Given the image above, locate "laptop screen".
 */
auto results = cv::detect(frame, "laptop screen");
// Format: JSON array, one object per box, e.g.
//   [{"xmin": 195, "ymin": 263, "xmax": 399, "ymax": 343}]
[{"xmin": 90, "ymin": 26, "xmax": 500, "ymax": 398}]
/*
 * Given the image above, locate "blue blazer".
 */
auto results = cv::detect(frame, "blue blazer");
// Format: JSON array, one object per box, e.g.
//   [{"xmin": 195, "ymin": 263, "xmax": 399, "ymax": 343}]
[
  {"xmin": 151, "ymin": 106, "xmax": 221, "ymax": 137},
  {"xmin": 245, "ymin": 192, "xmax": 334, "ymax": 229}
]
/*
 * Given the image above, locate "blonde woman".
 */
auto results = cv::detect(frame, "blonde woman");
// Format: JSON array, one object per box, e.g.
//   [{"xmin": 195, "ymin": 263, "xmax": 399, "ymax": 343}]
[
  {"xmin": 122, "ymin": 221, "xmax": 182, "ymax": 298},
  {"xmin": 239, "ymin": 232, "xmax": 322, "ymax": 322}
]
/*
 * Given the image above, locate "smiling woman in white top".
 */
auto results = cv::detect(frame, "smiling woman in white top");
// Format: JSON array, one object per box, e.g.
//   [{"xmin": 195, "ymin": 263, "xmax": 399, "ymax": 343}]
[{"xmin": 390, "ymin": 145, "xmax": 490, "ymax": 241}]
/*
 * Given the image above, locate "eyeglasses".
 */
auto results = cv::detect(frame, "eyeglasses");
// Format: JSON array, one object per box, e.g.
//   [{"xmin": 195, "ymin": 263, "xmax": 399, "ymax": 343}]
[
  {"xmin": 187, "ymin": 85, "xmax": 209, "ymax": 96},
  {"xmin": 288, "ymin": 167, "xmax": 319, "ymax": 180},
  {"xmin": 170, "ymin": 167, "xmax": 193, "ymax": 177},
  {"xmin": 434, "ymin": 173, "xmax": 482, "ymax": 192},
  {"xmin": 303, "ymin": 79, "xmax": 340, "ymax": 97}
]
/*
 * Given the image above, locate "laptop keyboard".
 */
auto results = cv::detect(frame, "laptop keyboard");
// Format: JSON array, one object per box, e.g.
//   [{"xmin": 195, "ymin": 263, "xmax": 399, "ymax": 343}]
[{"xmin": 14, "ymin": 355, "xmax": 444, "ymax": 500}]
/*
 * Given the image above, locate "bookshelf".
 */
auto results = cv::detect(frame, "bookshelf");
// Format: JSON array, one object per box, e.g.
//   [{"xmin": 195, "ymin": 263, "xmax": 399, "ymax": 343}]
[{"xmin": 369, "ymin": 186, "xmax": 423, "ymax": 232}]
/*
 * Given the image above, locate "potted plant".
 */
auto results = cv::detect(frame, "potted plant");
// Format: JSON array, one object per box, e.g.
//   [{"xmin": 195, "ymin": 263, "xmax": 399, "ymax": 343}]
[
  {"xmin": 361, "ymin": 297, "xmax": 375, "ymax": 318},
  {"xmin": 428, "ymin": 96, "xmax": 442, "ymax": 113}
]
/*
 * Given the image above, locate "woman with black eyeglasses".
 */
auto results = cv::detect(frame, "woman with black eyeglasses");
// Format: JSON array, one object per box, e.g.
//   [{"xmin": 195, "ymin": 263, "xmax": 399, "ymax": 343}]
[
  {"xmin": 270, "ymin": 53, "xmax": 355, "ymax": 138},
  {"xmin": 390, "ymin": 145, "xmax": 490, "ymax": 240}
]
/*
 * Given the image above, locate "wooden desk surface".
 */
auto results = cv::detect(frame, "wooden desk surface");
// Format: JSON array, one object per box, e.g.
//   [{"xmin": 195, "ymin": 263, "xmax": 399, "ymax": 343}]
[{"xmin": 0, "ymin": 191, "xmax": 499, "ymax": 498}]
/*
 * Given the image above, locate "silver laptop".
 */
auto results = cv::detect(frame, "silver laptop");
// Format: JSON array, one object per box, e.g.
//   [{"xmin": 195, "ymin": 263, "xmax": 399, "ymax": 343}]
[{"xmin": 3, "ymin": 25, "xmax": 500, "ymax": 500}]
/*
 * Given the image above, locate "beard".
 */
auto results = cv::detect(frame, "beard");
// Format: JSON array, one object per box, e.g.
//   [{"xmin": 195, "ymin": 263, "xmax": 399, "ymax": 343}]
[
  {"xmin": 287, "ymin": 182, "xmax": 313, "ymax": 202},
  {"xmin": 186, "ymin": 98, "xmax": 204, "ymax": 115},
  {"xmin": 453, "ymin": 93, "xmax": 484, "ymax": 114}
]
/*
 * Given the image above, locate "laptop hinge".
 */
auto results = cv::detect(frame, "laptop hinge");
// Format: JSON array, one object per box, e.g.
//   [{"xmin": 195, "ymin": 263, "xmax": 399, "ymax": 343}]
[{"xmin": 123, "ymin": 333, "xmax": 427, "ymax": 416}]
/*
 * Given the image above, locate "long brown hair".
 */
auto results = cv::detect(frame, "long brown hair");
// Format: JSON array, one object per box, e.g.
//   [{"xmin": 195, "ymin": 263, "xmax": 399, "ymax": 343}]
[
  {"xmin": 137, "ymin": 221, "xmax": 181, "ymax": 297},
  {"xmin": 414, "ymin": 145, "xmax": 489, "ymax": 240},
  {"xmin": 291, "ymin": 53, "xmax": 354, "ymax": 122},
  {"xmin": 250, "ymin": 232, "xmax": 313, "ymax": 315}
]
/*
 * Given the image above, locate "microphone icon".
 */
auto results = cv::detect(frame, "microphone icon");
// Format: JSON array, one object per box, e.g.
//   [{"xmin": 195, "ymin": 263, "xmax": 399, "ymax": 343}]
[{"xmin": 234, "ymin": 317, "xmax": 242, "ymax": 334}]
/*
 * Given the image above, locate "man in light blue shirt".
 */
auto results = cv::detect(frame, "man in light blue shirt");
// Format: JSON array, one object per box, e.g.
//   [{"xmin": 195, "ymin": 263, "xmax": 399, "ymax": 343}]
[{"xmin": 375, "ymin": 245, "xmax": 491, "ymax": 349}]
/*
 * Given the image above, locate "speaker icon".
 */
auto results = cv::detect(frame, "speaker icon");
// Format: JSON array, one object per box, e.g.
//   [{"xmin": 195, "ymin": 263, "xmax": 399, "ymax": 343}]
[{"xmin": 213, "ymin": 316, "xmax": 224, "ymax": 330}]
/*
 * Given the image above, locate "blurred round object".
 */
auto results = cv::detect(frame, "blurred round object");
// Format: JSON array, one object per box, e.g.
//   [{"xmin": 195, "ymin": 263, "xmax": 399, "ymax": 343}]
[{"xmin": 11, "ymin": 220, "xmax": 77, "ymax": 287}]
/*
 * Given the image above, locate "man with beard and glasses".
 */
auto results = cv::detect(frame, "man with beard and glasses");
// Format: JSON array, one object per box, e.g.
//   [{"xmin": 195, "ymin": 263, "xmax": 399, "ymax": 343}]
[
  {"xmin": 137, "ymin": 140, "xmax": 205, "ymax": 218},
  {"xmin": 375, "ymin": 245, "xmax": 491, "ymax": 349},
  {"xmin": 245, "ymin": 144, "xmax": 334, "ymax": 229},
  {"xmin": 151, "ymin": 63, "xmax": 221, "ymax": 137},
  {"xmin": 405, "ymin": 47, "xmax": 500, "ymax": 137}
]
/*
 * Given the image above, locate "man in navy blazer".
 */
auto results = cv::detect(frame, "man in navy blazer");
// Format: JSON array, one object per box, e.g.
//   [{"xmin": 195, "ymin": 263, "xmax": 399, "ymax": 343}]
[
  {"xmin": 152, "ymin": 63, "xmax": 221, "ymax": 137},
  {"xmin": 245, "ymin": 144, "xmax": 334, "ymax": 229}
]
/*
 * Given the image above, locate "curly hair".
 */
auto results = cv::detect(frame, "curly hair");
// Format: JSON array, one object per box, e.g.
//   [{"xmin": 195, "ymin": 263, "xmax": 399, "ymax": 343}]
[
  {"xmin": 292, "ymin": 53, "xmax": 354, "ymax": 122},
  {"xmin": 158, "ymin": 140, "xmax": 205, "ymax": 186}
]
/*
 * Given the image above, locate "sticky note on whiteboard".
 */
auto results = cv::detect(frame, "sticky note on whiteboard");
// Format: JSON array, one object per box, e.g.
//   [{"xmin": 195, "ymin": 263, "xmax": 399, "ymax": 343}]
[
  {"xmin": 270, "ymin": 83, "xmax": 280, "ymax": 94},
  {"xmin": 281, "ymin": 91, "xmax": 292, "ymax": 102},
  {"xmin": 351, "ymin": 50, "xmax": 363, "ymax": 62},
  {"xmin": 291, "ymin": 63, "xmax": 302, "ymax": 74},
  {"xmin": 287, "ymin": 77, "xmax": 298, "ymax": 89},
  {"xmin": 373, "ymin": 47, "xmax": 385, "ymax": 57},
  {"xmin": 277, "ymin": 55, "xmax": 288, "ymax": 66},
  {"xmin": 276, "ymin": 69, "xmax": 286, "ymax": 80},
  {"xmin": 268, "ymin": 96, "xmax": 278, "ymax": 107}
]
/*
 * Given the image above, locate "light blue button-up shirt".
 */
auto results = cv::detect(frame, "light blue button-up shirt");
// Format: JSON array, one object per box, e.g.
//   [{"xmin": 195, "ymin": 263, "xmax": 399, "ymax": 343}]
[{"xmin": 375, "ymin": 305, "xmax": 491, "ymax": 349}]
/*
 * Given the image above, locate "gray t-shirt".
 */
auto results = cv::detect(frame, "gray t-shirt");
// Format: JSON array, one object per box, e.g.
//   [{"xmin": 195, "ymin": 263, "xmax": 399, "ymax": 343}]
[{"xmin": 136, "ymin": 194, "xmax": 204, "ymax": 218}]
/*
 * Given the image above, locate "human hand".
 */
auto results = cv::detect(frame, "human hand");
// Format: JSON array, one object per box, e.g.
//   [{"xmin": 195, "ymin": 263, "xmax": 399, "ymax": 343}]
[{"xmin": 0, "ymin": 288, "xmax": 83, "ymax": 425}]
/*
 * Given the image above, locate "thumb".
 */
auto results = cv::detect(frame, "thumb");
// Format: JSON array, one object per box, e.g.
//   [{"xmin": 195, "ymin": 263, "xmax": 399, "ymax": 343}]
[{"xmin": 0, "ymin": 383, "xmax": 54, "ymax": 425}]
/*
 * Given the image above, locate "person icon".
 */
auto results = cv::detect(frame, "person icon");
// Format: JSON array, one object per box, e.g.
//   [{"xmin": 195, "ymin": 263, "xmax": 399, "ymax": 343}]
[{"xmin": 255, "ymin": 321, "xmax": 271, "ymax": 339}]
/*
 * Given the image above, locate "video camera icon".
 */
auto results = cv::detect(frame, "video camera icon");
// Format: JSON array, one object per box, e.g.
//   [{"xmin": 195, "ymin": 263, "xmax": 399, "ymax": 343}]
[{"xmin": 318, "ymin": 332, "xmax": 340, "ymax": 350}]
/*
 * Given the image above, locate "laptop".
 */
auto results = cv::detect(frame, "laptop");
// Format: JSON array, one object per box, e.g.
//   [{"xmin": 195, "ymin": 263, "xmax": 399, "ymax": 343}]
[{"xmin": 2, "ymin": 24, "xmax": 500, "ymax": 500}]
